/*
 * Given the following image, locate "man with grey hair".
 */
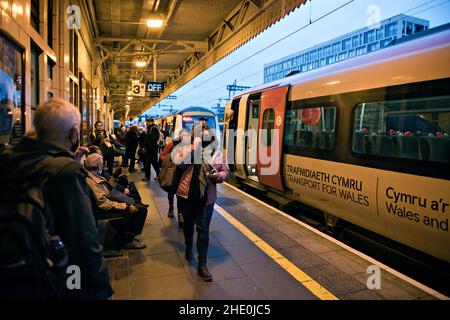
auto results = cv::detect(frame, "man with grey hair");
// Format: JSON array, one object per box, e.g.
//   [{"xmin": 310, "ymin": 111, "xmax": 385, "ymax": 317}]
[{"xmin": 0, "ymin": 98, "xmax": 112, "ymax": 299}]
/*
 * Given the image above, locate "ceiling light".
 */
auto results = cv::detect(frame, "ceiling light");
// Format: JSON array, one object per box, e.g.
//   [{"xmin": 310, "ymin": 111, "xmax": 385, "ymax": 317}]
[
  {"xmin": 127, "ymin": 97, "xmax": 133, "ymax": 101},
  {"xmin": 146, "ymin": 16, "xmax": 164, "ymax": 28},
  {"xmin": 135, "ymin": 61, "xmax": 147, "ymax": 67}
]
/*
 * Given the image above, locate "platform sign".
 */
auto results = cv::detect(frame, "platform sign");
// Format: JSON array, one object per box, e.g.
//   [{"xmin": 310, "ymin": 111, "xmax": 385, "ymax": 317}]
[
  {"xmin": 131, "ymin": 83, "xmax": 146, "ymax": 97},
  {"xmin": 146, "ymin": 81, "xmax": 165, "ymax": 92}
]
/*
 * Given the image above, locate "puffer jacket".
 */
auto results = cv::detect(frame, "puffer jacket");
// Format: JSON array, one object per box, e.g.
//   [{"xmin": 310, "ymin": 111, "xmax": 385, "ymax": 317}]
[{"xmin": 205, "ymin": 151, "xmax": 228, "ymax": 205}]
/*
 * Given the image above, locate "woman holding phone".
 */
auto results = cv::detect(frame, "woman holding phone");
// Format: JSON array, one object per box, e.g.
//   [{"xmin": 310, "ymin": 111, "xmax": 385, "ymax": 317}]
[{"xmin": 175, "ymin": 123, "xmax": 228, "ymax": 281}]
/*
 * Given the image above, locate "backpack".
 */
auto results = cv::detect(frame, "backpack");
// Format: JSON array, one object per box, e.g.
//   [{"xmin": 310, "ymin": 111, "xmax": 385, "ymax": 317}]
[{"xmin": 0, "ymin": 156, "xmax": 75, "ymax": 299}]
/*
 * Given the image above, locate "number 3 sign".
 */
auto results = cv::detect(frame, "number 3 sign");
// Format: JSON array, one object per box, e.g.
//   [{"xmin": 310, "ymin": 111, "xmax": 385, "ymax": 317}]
[{"xmin": 132, "ymin": 84, "xmax": 146, "ymax": 97}]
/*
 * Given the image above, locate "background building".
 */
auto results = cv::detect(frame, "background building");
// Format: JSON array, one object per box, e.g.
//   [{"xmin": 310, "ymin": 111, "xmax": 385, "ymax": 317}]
[{"xmin": 263, "ymin": 14, "xmax": 430, "ymax": 83}]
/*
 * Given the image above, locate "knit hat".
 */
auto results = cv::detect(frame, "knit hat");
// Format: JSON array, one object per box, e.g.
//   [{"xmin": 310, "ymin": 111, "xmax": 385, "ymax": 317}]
[{"xmin": 85, "ymin": 153, "xmax": 103, "ymax": 170}]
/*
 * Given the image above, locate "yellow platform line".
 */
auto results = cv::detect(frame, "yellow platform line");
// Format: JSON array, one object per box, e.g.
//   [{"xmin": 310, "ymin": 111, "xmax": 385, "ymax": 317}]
[{"xmin": 215, "ymin": 205, "xmax": 339, "ymax": 300}]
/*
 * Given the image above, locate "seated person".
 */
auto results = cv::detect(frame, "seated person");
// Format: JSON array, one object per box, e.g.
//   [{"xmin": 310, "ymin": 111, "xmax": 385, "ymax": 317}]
[{"xmin": 84, "ymin": 153, "xmax": 148, "ymax": 250}]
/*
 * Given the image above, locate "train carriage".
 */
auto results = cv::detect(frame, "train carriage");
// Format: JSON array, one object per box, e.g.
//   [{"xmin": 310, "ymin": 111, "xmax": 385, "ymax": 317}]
[{"xmin": 223, "ymin": 24, "xmax": 450, "ymax": 263}]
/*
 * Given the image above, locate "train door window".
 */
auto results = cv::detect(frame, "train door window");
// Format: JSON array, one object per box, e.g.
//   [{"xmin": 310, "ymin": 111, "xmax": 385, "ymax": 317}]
[
  {"xmin": 261, "ymin": 108, "xmax": 275, "ymax": 146},
  {"xmin": 352, "ymin": 96, "xmax": 450, "ymax": 163},
  {"xmin": 246, "ymin": 97, "xmax": 260, "ymax": 177},
  {"xmin": 284, "ymin": 104, "xmax": 336, "ymax": 152},
  {"xmin": 0, "ymin": 33, "xmax": 24, "ymax": 148}
]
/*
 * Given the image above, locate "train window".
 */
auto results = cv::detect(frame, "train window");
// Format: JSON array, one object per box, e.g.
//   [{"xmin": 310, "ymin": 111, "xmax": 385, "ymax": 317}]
[
  {"xmin": 352, "ymin": 96, "xmax": 450, "ymax": 163},
  {"xmin": 284, "ymin": 106, "xmax": 336, "ymax": 151},
  {"xmin": 262, "ymin": 109, "xmax": 275, "ymax": 146}
]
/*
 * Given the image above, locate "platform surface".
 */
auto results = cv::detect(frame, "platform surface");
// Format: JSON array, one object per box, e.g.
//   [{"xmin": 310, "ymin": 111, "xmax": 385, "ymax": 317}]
[{"xmin": 107, "ymin": 172, "xmax": 443, "ymax": 300}]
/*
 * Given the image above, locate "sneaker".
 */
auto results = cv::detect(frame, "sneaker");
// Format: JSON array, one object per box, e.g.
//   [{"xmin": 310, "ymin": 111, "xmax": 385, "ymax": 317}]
[
  {"xmin": 124, "ymin": 239, "xmax": 147, "ymax": 249},
  {"xmin": 168, "ymin": 206, "xmax": 174, "ymax": 218},
  {"xmin": 198, "ymin": 264, "xmax": 213, "ymax": 282},
  {"xmin": 142, "ymin": 177, "xmax": 150, "ymax": 181}
]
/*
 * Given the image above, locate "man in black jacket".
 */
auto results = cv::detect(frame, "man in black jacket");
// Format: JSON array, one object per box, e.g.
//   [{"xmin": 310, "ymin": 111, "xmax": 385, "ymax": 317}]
[
  {"xmin": 0, "ymin": 99, "xmax": 111, "ymax": 300},
  {"xmin": 142, "ymin": 118, "xmax": 161, "ymax": 181}
]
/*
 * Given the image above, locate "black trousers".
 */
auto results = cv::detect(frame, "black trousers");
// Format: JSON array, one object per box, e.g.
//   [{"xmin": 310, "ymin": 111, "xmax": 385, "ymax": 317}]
[
  {"xmin": 103, "ymin": 150, "xmax": 115, "ymax": 175},
  {"xmin": 96, "ymin": 204, "xmax": 147, "ymax": 244},
  {"xmin": 178, "ymin": 198, "xmax": 212, "ymax": 265},
  {"xmin": 144, "ymin": 150, "xmax": 160, "ymax": 179}
]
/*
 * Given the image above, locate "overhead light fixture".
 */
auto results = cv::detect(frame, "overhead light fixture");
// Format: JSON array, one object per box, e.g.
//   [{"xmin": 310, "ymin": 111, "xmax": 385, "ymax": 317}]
[
  {"xmin": 146, "ymin": 14, "xmax": 164, "ymax": 28},
  {"xmin": 127, "ymin": 97, "xmax": 133, "ymax": 101},
  {"xmin": 135, "ymin": 61, "xmax": 147, "ymax": 68}
]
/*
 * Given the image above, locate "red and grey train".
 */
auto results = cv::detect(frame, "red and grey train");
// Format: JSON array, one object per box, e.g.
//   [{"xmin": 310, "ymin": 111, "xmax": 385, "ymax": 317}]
[{"xmin": 222, "ymin": 24, "xmax": 450, "ymax": 263}]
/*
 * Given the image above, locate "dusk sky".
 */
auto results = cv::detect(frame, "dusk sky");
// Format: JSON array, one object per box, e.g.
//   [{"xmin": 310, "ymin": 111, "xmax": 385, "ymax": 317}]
[{"xmin": 140, "ymin": 0, "xmax": 450, "ymax": 119}]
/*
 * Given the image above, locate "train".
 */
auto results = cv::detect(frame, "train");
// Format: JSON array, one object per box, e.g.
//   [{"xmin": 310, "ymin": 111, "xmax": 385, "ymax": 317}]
[
  {"xmin": 222, "ymin": 24, "xmax": 450, "ymax": 263},
  {"xmin": 156, "ymin": 106, "xmax": 220, "ymax": 144}
]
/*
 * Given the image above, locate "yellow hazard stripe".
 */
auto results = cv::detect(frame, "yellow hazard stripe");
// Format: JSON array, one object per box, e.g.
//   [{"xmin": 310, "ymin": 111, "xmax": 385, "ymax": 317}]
[{"xmin": 215, "ymin": 205, "xmax": 339, "ymax": 300}]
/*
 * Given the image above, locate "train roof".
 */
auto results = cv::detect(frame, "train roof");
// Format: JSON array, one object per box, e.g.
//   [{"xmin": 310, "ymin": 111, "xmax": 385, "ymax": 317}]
[
  {"xmin": 175, "ymin": 106, "xmax": 216, "ymax": 115},
  {"xmin": 235, "ymin": 23, "xmax": 450, "ymax": 101}
]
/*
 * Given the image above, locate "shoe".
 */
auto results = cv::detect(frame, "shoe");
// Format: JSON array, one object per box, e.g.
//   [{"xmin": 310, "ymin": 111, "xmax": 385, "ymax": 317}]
[
  {"xmin": 142, "ymin": 177, "xmax": 150, "ymax": 181},
  {"xmin": 178, "ymin": 212, "xmax": 184, "ymax": 229},
  {"xmin": 168, "ymin": 206, "xmax": 174, "ymax": 218},
  {"xmin": 141, "ymin": 203, "xmax": 150, "ymax": 208},
  {"xmin": 124, "ymin": 239, "xmax": 147, "ymax": 249},
  {"xmin": 198, "ymin": 264, "xmax": 213, "ymax": 282},
  {"xmin": 154, "ymin": 177, "xmax": 159, "ymax": 181},
  {"xmin": 102, "ymin": 249, "xmax": 123, "ymax": 258},
  {"xmin": 129, "ymin": 169, "xmax": 135, "ymax": 173}
]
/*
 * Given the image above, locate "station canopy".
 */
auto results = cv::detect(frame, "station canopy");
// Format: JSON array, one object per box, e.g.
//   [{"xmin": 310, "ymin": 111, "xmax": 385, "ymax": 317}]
[{"xmin": 90, "ymin": 0, "xmax": 307, "ymax": 118}]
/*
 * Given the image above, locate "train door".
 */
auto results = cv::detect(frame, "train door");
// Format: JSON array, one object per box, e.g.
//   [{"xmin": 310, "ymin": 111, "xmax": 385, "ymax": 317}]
[
  {"xmin": 257, "ymin": 86, "xmax": 289, "ymax": 191},
  {"xmin": 235, "ymin": 95, "xmax": 249, "ymax": 179},
  {"xmin": 245, "ymin": 95, "xmax": 261, "ymax": 181}
]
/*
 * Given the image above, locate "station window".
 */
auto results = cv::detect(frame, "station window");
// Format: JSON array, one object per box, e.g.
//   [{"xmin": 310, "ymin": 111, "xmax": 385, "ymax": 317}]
[
  {"xmin": 48, "ymin": 0, "xmax": 54, "ymax": 48},
  {"xmin": 69, "ymin": 30, "xmax": 78, "ymax": 74},
  {"xmin": 31, "ymin": 0, "xmax": 40, "ymax": 33},
  {"xmin": 0, "ymin": 33, "xmax": 24, "ymax": 148},
  {"xmin": 261, "ymin": 109, "xmax": 275, "ymax": 146},
  {"xmin": 352, "ymin": 96, "xmax": 450, "ymax": 163},
  {"xmin": 30, "ymin": 44, "xmax": 41, "ymax": 124},
  {"xmin": 284, "ymin": 105, "xmax": 336, "ymax": 151}
]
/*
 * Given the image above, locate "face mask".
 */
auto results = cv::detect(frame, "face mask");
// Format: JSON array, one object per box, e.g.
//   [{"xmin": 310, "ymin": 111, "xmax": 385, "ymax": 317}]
[
  {"xmin": 70, "ymin": 136, "xmax": 80, "ymax": 153},
  {"xmin": 202, "ymin": 139, "xmax": 212, "ymax": 148}
]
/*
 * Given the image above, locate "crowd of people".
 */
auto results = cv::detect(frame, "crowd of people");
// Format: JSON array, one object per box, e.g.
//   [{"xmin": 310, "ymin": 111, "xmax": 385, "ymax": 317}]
[{"xmin": 0, "ymin": 98, "xmax": 228, "ymax": 300}]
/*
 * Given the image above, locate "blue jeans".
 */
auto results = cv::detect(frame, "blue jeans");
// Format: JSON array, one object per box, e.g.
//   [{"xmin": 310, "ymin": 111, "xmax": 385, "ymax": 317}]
[{"xmin": 180, "ymin": 200, "xmax": 214, "ymax": 265}]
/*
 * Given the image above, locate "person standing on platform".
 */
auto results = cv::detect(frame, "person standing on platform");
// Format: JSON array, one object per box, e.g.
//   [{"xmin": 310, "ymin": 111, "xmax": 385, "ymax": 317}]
[
  {"xmin": 125, "ymin": 125, "xmax": 139, "ymax": 173},
  {"xmin": 142, "ymin": 118, "xmax": 161, "ymax": 181},
  {"xmin": 160, "ymin": 129, "xmax": 188, "ymax": 220},
  {"xmin": 175, "ymin": 123, "xmax": 228, "ymax": 282},
  {"xmin": 90, "ymin": 121, "xmax": 115, "ymax": 175}
]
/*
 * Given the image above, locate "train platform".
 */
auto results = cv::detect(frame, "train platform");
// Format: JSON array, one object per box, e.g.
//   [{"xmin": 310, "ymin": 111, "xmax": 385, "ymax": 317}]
[{"xmin": 106, "ymin": 172, "xmax": 447, "ymax": 300}]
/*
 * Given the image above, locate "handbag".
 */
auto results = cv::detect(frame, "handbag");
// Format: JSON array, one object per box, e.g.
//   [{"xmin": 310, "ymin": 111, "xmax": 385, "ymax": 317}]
[{"xmin": 159, "ymin": 155, "xmax": 179, "ymax": 193}]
